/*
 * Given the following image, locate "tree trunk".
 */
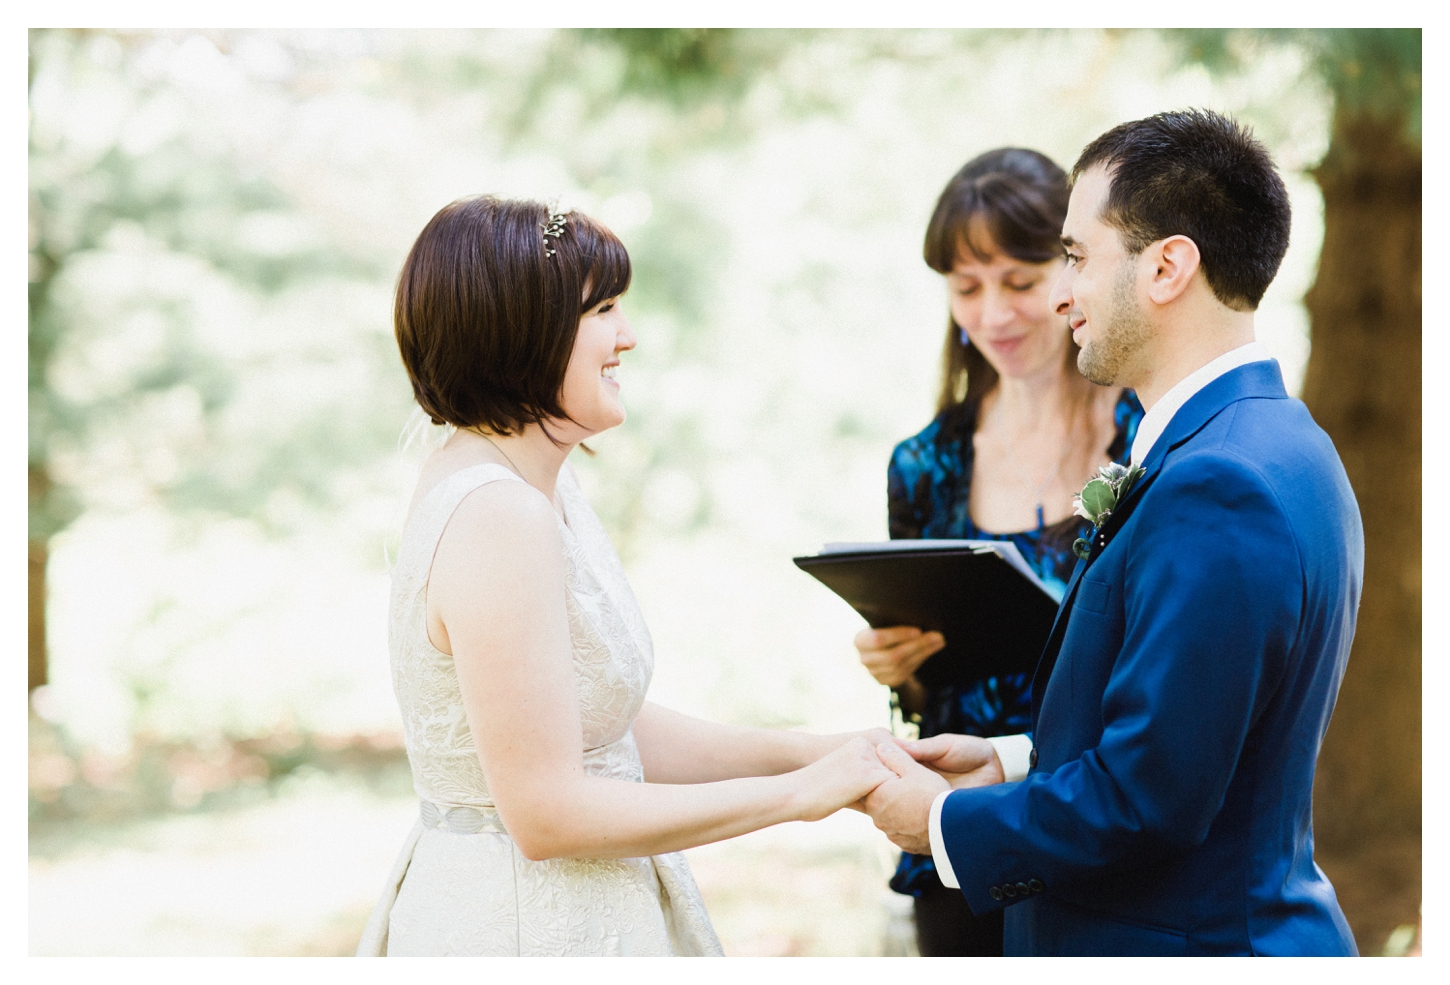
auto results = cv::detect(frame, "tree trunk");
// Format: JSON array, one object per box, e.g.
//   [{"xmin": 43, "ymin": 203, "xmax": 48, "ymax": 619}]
[
  {"xmin": 29, "ymin": 537, "xmax": 48, "ymax": 692},
  {"xmin": 1300, "ymin": 108, "xmax": 1421, "ymax": 954}
]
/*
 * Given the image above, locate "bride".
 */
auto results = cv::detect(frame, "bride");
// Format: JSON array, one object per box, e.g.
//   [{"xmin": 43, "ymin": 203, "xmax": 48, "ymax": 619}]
[{"xmin": 356, "ymin": 197, "xmax": 897, "ymax": 956}]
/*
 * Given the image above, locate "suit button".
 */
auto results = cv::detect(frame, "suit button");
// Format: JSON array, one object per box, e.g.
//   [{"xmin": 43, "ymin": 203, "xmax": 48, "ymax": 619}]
[
  {"xmin": 1028, "ymin": 879, "xmax": 1044, "ymax": 893},
  {"xmin": 989, "ymin": 886, "xmax": 1003, "ymax": 901},
  {"xmin": 1016, "ymin": 882, "xmax": 1031, "ymax": 897},
  {"xmin": 1028, "ymin": 749, "xmax": 1038, "ymax": 769},
  {"xmin": 1002, "ymin": 883, "xmax": 1017, "ymax": 898}
]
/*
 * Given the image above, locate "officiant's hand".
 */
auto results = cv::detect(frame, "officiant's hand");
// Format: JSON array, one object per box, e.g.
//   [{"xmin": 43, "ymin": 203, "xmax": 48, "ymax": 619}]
[
  {"xmin": 862, "ymin": 741, "xmax": 949, "ymax": 855},
  {"xmin": 855, "ymin": 626, "xmax": 944, "ymax": 712},
  {"xmin": 898, "ymin": 733, "xmax": 1005, "ymax": 789}
]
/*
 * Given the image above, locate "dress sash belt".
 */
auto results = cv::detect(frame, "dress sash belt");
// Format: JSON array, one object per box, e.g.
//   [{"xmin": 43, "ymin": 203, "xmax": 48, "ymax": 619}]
[{"xmin": 418, "ymin": 799, "xmax": 509, "ymax": 835}]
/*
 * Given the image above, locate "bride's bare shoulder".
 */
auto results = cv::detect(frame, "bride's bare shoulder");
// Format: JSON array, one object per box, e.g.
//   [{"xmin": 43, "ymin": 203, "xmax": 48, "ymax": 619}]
[
  {"xmin": 402, "ymin": 433, "xmax": 564, "ymax": 575},
  {"xmin": 425, "ymin": 469, "xmax": 563, "ymax": 638},
  {"xmin": 448, "ymin": 478, "xmax": 556, "ymax": 552}
]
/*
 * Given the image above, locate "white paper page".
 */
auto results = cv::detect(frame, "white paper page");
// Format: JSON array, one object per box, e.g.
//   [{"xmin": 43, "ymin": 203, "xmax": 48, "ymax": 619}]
[
  {"xmin": 818, "ymin": 539, "xmax": 1055, "ymax": 600},
  {"xmin": 821, "ymin": 539, "xmax": 994, "ymax": 554}
]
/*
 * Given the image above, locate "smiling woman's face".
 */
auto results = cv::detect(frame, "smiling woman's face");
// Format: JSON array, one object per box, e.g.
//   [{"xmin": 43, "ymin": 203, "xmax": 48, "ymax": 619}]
[
  {"xmin": 557, "ymin": 293, "xmax": 636, "ymax": 436},
  {"xmin": 947, "ymin": 223, "xmax": 1068, "ymax": 382}
]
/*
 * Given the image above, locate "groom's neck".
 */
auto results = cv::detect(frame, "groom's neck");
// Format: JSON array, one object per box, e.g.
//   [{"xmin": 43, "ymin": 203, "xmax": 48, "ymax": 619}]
[{"xmin": 1133, "ymin": 306, "xmax": 1258, "ymax": 411}]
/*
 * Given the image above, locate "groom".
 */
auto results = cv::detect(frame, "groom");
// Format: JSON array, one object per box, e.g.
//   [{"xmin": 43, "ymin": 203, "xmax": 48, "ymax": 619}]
[{"xmin": 864, "ymin": 109, "xmax": 1363, "ymax": 955}]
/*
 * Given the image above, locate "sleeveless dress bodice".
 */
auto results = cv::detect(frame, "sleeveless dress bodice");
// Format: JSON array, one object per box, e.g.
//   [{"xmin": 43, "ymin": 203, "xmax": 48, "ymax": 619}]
[{"xmin": 356, "ymin": 461, "xmax": 722, "ymax": 956}]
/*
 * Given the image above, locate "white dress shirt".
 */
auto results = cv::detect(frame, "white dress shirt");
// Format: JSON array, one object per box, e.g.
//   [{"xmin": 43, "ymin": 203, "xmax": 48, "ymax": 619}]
[
  {"xmin": 1128, "ymin": 340, "xmax": 1272, "ymax": 467},
  {"xmin": 927, "ymin": 340, "xmax": 1274, "ymax": 890}
]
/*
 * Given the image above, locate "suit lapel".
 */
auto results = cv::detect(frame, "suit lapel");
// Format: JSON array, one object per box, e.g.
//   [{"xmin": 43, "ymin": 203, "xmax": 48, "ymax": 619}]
[
  {"xmin": 1027, "ymin": 360, "xmax": 1289, "ymax": 729},
  {"xmin": 1030, "ymin": 563, "xmax": 1084, "ymax": 723},
  {"xmin": 1030, "ymin": 445, "xmax": 1165, "ymax": 722}
]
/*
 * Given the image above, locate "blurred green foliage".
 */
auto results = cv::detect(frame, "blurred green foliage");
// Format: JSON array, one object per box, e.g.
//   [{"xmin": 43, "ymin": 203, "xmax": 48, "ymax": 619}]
[
  {"xmin": 29, "ymin": 27, "xmax": 1341, "ymax": 746},
  {"xmin": 27, "ymin": 28, "xmax": 785, "ymax": 555},
  {"xmin": 33, "ymin": 26, "xmax": 1402, "ymax": 557},
  {"xmin": 583, "ymin": 29, "xmax": 782, "ymax": 106},
  {"xmin": 1168, "ymin": 28, "xmax": 1421, "ymax": 137},
  {"xmin": 27, "ymin": 30, "xmax": 1415, "ymax": 953},
  {"xmin": 29, "ymin": 713, "xmax": 411, "ymax": 835},
  {"xmin": 29, "ymin": 29, "xmax": 400, "ymax": 544}
]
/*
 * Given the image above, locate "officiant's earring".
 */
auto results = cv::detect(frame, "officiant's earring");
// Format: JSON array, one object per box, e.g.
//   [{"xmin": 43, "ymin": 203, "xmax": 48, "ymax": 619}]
[{"xmin": 958, "ymin": 325, "xmax": 969, "ymax": 348}]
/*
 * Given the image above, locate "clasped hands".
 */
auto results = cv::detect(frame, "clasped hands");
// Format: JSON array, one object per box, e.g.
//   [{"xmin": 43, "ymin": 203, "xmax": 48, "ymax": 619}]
[{"xmin": 857, "ymin": 732, "xmax": 1006, "ymax": 855}]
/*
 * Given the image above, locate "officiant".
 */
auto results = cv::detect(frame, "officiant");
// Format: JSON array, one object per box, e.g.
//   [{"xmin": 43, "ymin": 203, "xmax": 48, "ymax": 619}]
[{"xmin": 853, "ymin": 148, "xmax": 1143, "ymax": 956}]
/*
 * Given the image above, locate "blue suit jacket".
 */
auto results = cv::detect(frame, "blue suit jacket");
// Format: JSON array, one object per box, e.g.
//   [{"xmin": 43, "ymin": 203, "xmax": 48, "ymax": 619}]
[{"xmin": 937, "ymin": 361, "xmax": 1363, "ymax": 955}]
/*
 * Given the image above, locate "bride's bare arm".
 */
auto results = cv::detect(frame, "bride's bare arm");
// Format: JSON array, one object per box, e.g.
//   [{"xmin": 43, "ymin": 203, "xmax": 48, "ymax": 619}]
[
  {"xmin": 631, "ymin": 702, "xmax": 894, "ymax": 784},
  {"xmin": 429, "ymin": 480, "xmax": 894, "ymax": 862}
]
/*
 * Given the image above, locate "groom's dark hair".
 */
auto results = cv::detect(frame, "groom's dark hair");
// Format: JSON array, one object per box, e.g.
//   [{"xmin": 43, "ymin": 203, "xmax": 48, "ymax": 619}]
[{"xmin": 1072, "ymin": 108, "xmax": 1290, "ymax": 311}]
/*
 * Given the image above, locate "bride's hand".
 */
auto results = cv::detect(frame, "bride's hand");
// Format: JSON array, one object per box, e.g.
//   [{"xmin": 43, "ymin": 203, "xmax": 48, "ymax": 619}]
[
  {"xmin": 791, "ymin": 737, "xmax": 896, "ymax": 822},
  {"xmin": 845, "ymin": 726, "xmax": 897, "ymax": 750}
]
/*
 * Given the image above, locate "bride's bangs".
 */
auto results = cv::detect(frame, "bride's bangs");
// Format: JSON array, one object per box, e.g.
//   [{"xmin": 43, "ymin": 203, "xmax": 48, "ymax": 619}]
[{"xmin": 573, "ymin": 215, "xmax": 633, "ymax": 313}]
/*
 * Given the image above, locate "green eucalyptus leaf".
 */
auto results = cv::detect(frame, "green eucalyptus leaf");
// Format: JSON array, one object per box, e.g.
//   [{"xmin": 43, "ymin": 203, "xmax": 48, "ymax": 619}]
[{"xmin": 1080, "ymin": 478, "xmax": 1116, "ymax": 518}]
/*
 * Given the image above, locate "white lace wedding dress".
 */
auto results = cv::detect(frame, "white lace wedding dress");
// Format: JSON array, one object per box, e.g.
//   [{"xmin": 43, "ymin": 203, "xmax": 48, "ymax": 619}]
[{"xmin": 356, "ymin": 461, "xmax": 722, "ymax": 956}]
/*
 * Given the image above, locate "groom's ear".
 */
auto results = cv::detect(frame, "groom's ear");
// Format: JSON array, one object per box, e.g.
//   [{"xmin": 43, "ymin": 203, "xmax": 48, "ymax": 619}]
[{"xmin": 1145, "ymin": 234, "xmax": 1201, "ymax": 306}]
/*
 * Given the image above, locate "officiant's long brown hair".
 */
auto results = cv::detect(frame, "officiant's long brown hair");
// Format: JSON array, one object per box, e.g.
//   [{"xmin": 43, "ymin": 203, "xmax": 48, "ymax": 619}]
[{"xmin": 923, "ymin": 148, "xmax": 1075, "ymax": 414}]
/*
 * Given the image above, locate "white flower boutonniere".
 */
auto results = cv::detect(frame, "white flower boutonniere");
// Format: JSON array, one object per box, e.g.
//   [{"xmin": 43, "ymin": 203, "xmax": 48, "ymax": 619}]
[{"xmin": 1072, "ymin": 462, "xmax": 1146, "ymax": 559}]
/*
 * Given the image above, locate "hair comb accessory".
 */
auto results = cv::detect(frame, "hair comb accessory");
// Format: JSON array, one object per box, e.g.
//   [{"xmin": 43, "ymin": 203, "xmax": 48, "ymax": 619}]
[{"xmin": 541, "ymin": 202, "xmax": 569, "ymax": 258}]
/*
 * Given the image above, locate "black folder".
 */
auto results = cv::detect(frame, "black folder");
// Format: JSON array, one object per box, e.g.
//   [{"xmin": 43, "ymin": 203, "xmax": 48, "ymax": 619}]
[{"xmin": 793, "ymin": 541, "xmax": 1060, "ymax": 689}]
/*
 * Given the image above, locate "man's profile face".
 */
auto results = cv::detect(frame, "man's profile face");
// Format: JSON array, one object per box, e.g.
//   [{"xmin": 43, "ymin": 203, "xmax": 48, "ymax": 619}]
[{"xmin": 1050, "ymin": 165, "xmax": 1151, "ymax": 388}]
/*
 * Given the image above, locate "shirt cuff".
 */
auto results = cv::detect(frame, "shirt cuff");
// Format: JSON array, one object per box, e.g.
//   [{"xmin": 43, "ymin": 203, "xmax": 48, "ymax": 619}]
[
  {"xmin": 987, "ymin": 733, "xmax": 1034, "ymax": 783},
  {"xmin": 928, "ymin": 789, "xmax": 960, "ymax": 889}
]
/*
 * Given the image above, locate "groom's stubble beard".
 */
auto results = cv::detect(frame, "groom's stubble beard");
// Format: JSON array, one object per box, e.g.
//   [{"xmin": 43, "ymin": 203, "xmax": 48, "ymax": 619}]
[{"xmin": 1076, "ymin": 257, "xmax": 1152, "ymax": 388}]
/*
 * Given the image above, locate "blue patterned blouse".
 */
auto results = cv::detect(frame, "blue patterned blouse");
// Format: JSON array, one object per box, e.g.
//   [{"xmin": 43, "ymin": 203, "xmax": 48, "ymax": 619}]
[{"xmin": 885, "ymin": 388, "xmax": 1143, "ymax": 897}]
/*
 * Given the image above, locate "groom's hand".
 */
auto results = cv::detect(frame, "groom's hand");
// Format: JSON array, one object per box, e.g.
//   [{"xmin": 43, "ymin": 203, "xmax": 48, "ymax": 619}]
[
  {"xmin": 863, "ymin": 742, "xmax": 949, "ymax": 855},
  {"xmin": 896, "ymin": 734, "xmax": 1005, "ymax": 789}
]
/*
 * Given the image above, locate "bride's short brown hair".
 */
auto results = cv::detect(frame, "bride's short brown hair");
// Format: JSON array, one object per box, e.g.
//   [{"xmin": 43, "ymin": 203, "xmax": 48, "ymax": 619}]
[{"xmin": 394, "ymin": 196, "xmax": 631, "ymax": 433}]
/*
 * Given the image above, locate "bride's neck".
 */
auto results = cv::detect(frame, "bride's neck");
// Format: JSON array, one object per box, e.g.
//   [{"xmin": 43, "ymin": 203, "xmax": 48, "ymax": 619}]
[{"xmin": 459, "ymin": 424, "xmax": 576, "ymax": 503}]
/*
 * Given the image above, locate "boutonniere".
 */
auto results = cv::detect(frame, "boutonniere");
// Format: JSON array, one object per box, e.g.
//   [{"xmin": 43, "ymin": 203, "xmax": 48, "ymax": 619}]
[{"xmin": 1072, "ymin": 462, "xmax": 1146, "ymax": 559}]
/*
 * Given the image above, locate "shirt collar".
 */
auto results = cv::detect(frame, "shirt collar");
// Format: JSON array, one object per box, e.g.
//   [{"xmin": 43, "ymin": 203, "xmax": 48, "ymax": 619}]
[{"xmin": 1130, "ymin": 340, "xmax": 1272, "ymax": 466}]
